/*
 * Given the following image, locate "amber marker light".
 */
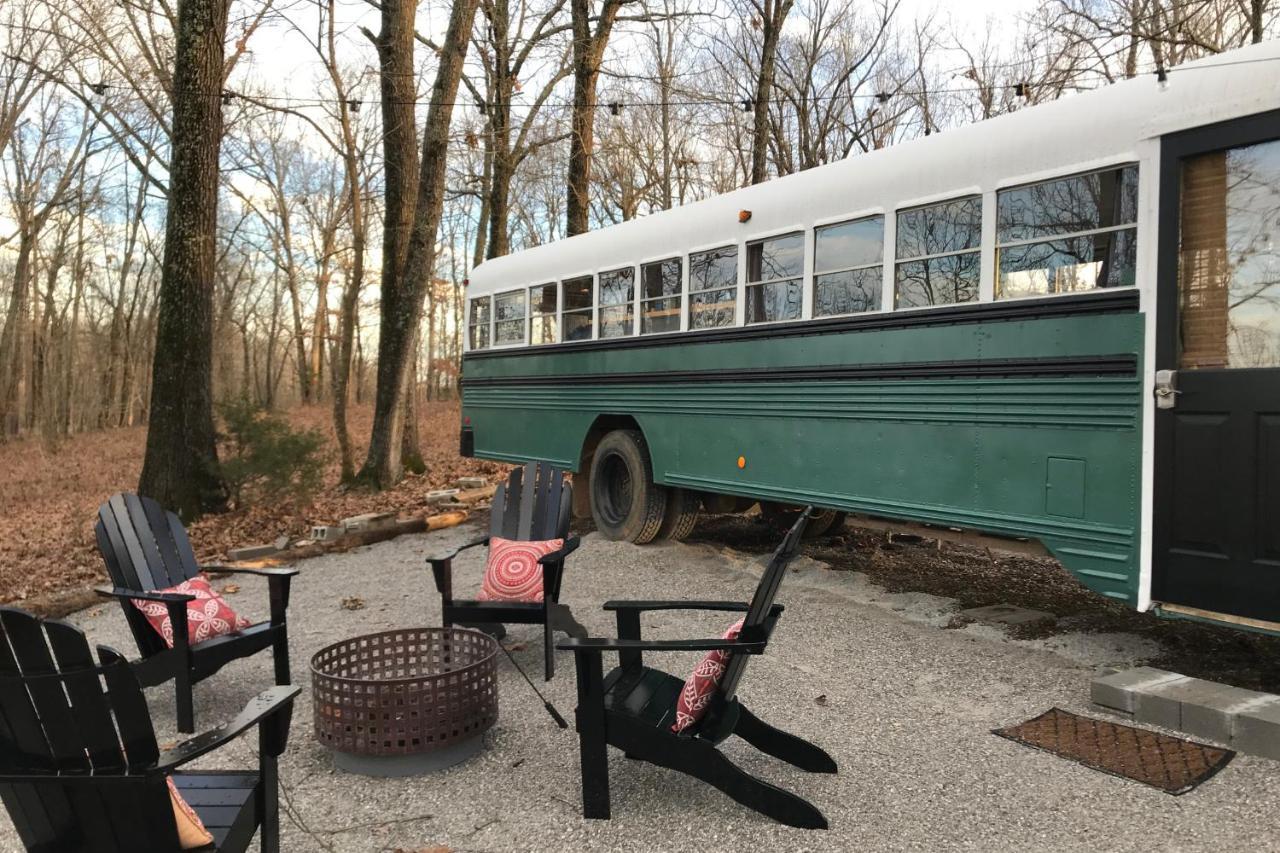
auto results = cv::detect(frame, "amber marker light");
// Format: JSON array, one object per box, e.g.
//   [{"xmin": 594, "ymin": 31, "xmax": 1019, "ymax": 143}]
[
  {"xmin": 737, "ymin": 456, "xmax": 746, "ymax": 469},
  {"xmin": 738, "ymin": 209, "xmax": 752, "ymax": 223},
  {"xmin": 464, "ymin": 416, "xmax": 471, "ymax": 425}
]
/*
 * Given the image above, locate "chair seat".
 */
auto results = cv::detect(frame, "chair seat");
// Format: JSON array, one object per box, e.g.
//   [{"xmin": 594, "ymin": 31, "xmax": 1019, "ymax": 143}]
[
  {"xmin": 171, "ymin": 771, "xmax": 260, "ymax": 853},
  {"xmin": 602, "ymin": 665, "xmax": 685, "ymax": 730}
]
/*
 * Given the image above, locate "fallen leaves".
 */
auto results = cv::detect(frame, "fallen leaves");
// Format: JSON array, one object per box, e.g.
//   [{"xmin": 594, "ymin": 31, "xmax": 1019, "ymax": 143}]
[
  {"xmin": 340, "ymin": 597, "xmax": 366, "ymax": 611},
  {"xmin": 393, "ymin": 847, "xmax": 451, "ymax": 853},
  {"xmin": 220, "ymin": 583, "xmax": 241, "ymax": 595},
  {"xmin": 0, "ymin": 402, "xmax": 507, "ymax": 606}
]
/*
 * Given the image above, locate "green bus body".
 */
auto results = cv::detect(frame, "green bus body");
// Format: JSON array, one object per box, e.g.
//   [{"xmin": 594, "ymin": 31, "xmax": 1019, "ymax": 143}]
[{"xmin": 462, "ymin": 296, "xmax": 1145, "ymax": 605}]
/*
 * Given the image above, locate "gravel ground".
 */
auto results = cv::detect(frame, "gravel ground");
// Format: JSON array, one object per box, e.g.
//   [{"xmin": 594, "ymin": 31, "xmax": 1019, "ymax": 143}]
[{"xmin": 4, "ymin": 524, "xmax": 1279, "ymax": 852}]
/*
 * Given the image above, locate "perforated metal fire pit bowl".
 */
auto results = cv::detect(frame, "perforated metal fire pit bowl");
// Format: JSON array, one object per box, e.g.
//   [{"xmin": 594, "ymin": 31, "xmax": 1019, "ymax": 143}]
[{"xmin": 311, "ymin": 627, "xmax": 498, "ymax": 777}]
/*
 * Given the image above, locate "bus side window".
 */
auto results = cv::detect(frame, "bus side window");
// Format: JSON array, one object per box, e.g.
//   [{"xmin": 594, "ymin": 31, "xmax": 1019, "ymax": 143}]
[
  {"xmin": 995, "ymin": 165, "xmax": 1139, "ymax": 299},
  {"xmin": 494, "ymin": 289, "xmax": 527, "ymax": 345},
  {"xmin": 745, "ymin": 232, "xmax": 804, "ymax": 324},
  {"xmin": 530, "ymin": 283, "xmax": 558, "ymax": 344},
  {"xmin": 599, "ymin": 267, "xmax": 637, "ymax": 338},
  {"xmin": 562, "ymin": 275, "xmax": 594, "ymax": 341},
  {"xmin": 894, "ymin": 196, "xmax": 982, "ymax": 309},
  {"xmin": 814, "ymin": 216, "xmax": 884, "ymax": 317},
  {"xmin": 689, "ymin": 246, "xmax": 737, "ymax": 330},
  {"xmin": 468, "ymin": 295, "xmax": 491, "ymax": 350},
  {"xmin": 641, "ymin": 258, "xmax": 682, "ymax": 334}
]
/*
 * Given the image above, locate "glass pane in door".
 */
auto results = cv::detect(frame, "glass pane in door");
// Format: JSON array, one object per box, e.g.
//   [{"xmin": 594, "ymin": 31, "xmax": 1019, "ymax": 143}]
[{"xmin": 1179, "ymin": 139, "xmax": 1280, "ymax": 369}]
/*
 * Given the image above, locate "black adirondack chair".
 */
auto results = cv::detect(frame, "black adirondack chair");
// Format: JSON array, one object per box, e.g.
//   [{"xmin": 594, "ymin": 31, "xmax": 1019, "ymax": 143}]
[
  {"xmin": 94, "ymin": 493, "xmax": 297, "ymax": 733},
  {"xmin": 428, "ymin": 462, "xmax": 586, "ymax": 680},
  {"xmin": 0, "ymin": 607, "xmax": 299, "ymax": 852},
  {"xmin": 558, "ymin": 508, "xmax": 837, "ymax": 829}
]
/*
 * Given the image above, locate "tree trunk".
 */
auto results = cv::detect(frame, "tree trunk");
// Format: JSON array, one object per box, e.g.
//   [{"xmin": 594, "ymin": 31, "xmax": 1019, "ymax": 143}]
[
  {"xmin": 0, "ymin": 231, "xmax": 34, "ymax": 435},
  {"xmin": 137, "ymin": 0, "xmax": 229, "ymax": 520},
  {"xmin": 359, "ymin": 0, "xmax": 480, "ymax": 488},
  {"xmin": 565, "ymin": 0, "xmax": 618, "ymax": 236},
  {"xmin": 750, "ymin": 0, "xmax": 792, "ymax": 185},
  {"xmin": 370, "ymin": 0, "xmax": 427, "ymax": 474}
]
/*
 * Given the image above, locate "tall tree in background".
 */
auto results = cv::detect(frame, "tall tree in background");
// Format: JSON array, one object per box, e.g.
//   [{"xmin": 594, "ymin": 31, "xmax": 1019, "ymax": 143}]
[
  {"xmin": 746, "ymin": 0, "xmax": 793, "ymax": 184},
  {"xmin": 137, "ymin": 0, "xmax": 230, "ymax": 519},
  {"xmin": 364, "ymin": 0, "xmax": 426, "ymax": 472},
  {"xmin": 360, "ymin": 0, "xmax": 481, "ymax": 488},
  {"xmin": 566, "ymin": 0, "xmax": 629, "ymax": 235}
]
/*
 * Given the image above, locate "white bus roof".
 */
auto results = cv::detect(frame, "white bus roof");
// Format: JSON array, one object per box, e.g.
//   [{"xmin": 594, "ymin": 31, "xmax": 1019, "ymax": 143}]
[{"xmin": 467, "ymin": 39, "xmax": 1280, "ymax": 297}]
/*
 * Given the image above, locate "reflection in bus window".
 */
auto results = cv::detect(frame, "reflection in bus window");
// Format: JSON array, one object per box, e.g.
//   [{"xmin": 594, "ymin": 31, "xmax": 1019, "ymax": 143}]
[
  {"xmin": 641, "ymin": 258, "xmax": 682, "ymax": 334},
  {"xmin": 1180, "ymin": 139, "xmax": 1280, "ymax": 369},
  {"xmin": 746, "ymin": 232, "xmax": 803, "ymax": 324},
  {"xmin": 895, "ymin": 196, "xmax": 981, "ymax": 308},
  {"xmin": 494, "ymin": 290, "xmax": 527, "ymax": 345},
  {"xmin": 814, "ymin": 216, "xmax": 883, "ymax": 316},
  {"xmin": 562, "ymin": 275, "xmax": 594, "ymax": 341},
  {"xmin": 996, "ymin": 165, "xmax": 1139, "ymax": 299},
  {"xmin": 468, "ymin": 296, "xmax": 491, "ymax": 350},
  {"xmin": 530, "ymin": 283, "xmax": 558, "ymax": 345},
  {"xmin": 689, "ymin": 246, "xmax": 737, "ymax": 329},
  {"xmin": 599, "ymin": 267, "xmax": 636, "ymax": 337}
]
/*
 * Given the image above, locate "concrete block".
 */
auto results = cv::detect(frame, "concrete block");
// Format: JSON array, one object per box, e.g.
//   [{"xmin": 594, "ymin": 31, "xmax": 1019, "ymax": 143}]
[
  {"xmin": 426, "ymin": 489, "xmax": 460, "ymax": 505},
  {"xmin": 227, "ymin": 544, "xmax": 280, "ymax": 561},
  {"xmin": 959, "ymin": 603, "xmax": 1056, "ymax": 628},
  {"xmin": 1232, "ymin": 698, "xmax": 1280, "ymax": 760},
  {"xmin": 311, "ymin": 524, "xmax": 345, "ymax": 542},
  {"xmin": 1091, "ymin": 666, "xmax": 1184, "ymax": 713},
  {"xmin": 1179, "ymin": 682, "xmax": 1271, "ymax": 744},
  {"xmin": 1134, "ymin": 676, "xmax": 1192, "ymax": 730},
  {"xmin": 456, "ymin": 477, "xmax": 487, "ymax": 489},
  {"xmin": 342, "ymin": 512, "xmax": 396, "ymax": 532}
]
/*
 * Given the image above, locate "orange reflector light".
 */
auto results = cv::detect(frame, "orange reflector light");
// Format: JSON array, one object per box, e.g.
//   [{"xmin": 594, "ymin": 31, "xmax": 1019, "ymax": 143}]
[
  {"xmin": 737, "ymin": 456, "xmax": 746, "ymax": 469},
  {"xmin": 464, "ymin": 416, "xmax": 471, "ymax": 425}
]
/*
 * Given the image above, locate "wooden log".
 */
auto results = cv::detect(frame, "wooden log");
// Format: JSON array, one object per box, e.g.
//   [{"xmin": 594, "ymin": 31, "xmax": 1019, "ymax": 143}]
[{"xmin": 225, "ymin": 510, "xmax": 471, "ymax": 568}]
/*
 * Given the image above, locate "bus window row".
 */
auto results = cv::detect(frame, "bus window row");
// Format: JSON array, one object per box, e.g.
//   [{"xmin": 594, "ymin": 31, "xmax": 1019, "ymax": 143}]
[{"xmin": 468, "ymin": 163, "xmax": 1140, "ymax": 350}]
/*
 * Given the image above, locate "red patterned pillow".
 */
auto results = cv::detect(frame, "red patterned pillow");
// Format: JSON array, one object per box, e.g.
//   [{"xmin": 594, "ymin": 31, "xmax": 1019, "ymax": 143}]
[
  {"xmin": 131, "ymin": 576, "xmax": 252, "ymax": 648},
  {"xmin": 672, "ymin": 618, "xmax": 744, "ymax": 734},
  {"xmin": 167, "ymin": 777, "xmax": 214, "ymax": 848},
  {"xmin": 477, "ymin": 536, "xmax": 564, "ymax": 603}
]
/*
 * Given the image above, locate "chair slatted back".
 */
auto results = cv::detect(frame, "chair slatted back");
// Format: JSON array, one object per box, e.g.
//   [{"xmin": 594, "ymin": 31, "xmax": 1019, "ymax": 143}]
[
  {"xmin": 489, "ymin": 463, "xmax": 572, "ymax": 543},
  {"xmin": 95, "ymin": 493, "xmax": 201, "ymax": 656},
  {"xmin": 717, "ymin": 508, "xmax": 814, "ymax": 703},
  {"xmin": 0, "ymin": 608, "xmax": 182, "ymax": 852}
]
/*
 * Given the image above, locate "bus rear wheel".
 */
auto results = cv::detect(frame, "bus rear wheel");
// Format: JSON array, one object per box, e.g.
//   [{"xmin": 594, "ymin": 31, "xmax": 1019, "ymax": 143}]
[
  {"xmin": 589, "ymin": 430, "xmax": 668, "ymax": 544},
  {"xmin": 657, "ymin": 487, "xmax": 700, "ymax": 541}
]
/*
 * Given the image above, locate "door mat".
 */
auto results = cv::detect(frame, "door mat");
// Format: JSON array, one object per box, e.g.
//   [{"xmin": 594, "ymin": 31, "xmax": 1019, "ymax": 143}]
[{"xmin": 993, "ymin": 707, "xmax": 1234, "ymax": 795}]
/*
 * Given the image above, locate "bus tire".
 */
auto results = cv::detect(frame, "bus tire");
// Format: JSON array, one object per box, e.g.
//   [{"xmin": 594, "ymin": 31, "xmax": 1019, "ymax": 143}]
[
  {"xmin": 760, "ymin": 502, "xmax": 847, "ymax": 538},
  {"xmin": 657, "ymin": 487, "xmax": 700, "ymax": 541},
  {"xmin": 589, "ymin": 429, "xmax": 668, "ymax": 544}
]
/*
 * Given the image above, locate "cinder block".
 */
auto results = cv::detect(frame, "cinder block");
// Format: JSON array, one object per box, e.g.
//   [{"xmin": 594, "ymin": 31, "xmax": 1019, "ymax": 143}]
[
  {"xmin": 1232, "ymin": 698, "xmax": 1280, "ymax": 760},
  {"xmin": 1091, "ymin": 667, "xmax": 1184, "ymax": 714},
  {"xmin": 426, "ymin": 489, "xmax": 460, "ymax": 505},
  {"xmin": 311, "ymin": 524, "xmax": 345, "ymax": 542},
  {"xmin": 227, "ymin": 544, "xmax": 279, "ymax": 561},
  {"xmin": 456, "ymin": 477, "xmax": 487, "ymax": 489},
  {"xmin": 342, "ymin": 512, "xmax": 396, "ymax": 532},
  {"xmin": 1177, "ymin": 681, "xmax": 1267, "ymax": 744},
  {"xmin": 1134, "ymin": 677, "xmax": 1192, "ymax": 730}
]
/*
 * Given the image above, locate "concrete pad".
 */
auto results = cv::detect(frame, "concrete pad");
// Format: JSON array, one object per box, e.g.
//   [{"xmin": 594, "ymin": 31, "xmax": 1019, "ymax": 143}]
[
  {"xmin": 959, "ymin": 604, "xmax": 1056, "ymax": 628},
  {"xmin": 10, "ymin": 528, "xmax": 1280, "ymax": 852}
]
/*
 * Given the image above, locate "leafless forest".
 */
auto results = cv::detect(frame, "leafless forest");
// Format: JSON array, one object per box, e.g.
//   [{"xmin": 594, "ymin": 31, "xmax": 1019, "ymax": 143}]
[{"xmin": 0, "ymin": 0, "xmax": 1274, "ymax": 469}]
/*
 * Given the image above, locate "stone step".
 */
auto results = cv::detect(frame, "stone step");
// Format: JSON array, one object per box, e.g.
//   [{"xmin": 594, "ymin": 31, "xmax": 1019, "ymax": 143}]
[{"xmin": 1092, "ymin": 667, "xmax": 1280, "ymax": 759}]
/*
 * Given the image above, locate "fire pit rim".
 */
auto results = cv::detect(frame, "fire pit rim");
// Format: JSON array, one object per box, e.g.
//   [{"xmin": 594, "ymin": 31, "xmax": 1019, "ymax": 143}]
[{"xmin": 308, "ymin": 625, "xmax": 497, "ymax": 685}]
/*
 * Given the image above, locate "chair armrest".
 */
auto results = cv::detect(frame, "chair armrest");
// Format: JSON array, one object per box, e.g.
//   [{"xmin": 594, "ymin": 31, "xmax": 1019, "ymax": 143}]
[
  {"xmin": 602, "ymin": 600, "xmax": 750, "ymax": 613},
  {"xmin": 94, "ymin": 584, "xmax": 195, "ymax": 604},
  {"xmin": 202, "ymin": 564, "xmax": 299, "ymax": 578},
  {"xmin": 425, "ymin": 536, "xmax": 489, "ymax": 567},
  {"xmin": 538, "ymin": 535, "xmax": 580, "ymax": 565},
  {"xmin": 154, "ymin": 686, "xmax": 301, "ymax": 772},
  {"xmin": 557, "ymin": 637, "xmax": 766, "ymax": 654}
]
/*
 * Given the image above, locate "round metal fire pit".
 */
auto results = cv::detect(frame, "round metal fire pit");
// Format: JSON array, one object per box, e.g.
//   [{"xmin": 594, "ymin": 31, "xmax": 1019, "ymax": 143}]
[{"xmin": 311, "ymin": 627, "xmax": 498, "ymax": 777}]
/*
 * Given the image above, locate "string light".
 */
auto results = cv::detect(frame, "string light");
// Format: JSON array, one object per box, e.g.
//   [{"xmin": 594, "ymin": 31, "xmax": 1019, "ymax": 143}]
[
  {"xmin": 1155, "ymin": 66, "xmax": 1169, "ymax": 91},
  {"xmin": 346, "ymin": 99, "xmax": 360, "ymax": 112},
  {"xmin": 608, "ymin": 101, "xmax": 621, "ymax": 116},
  {"xmin": 1014, "ymin": 82, "xmax": 1029, "ymax": 99},
  {"xmin": 221, "ymin": 90, "xmax": 235, "ymax": 106}
]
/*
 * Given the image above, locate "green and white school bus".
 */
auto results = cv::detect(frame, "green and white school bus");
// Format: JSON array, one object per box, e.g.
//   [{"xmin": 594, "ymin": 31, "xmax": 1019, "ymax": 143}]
[{"xmin": 460, "ymin": 42, "xmax": 1280, "ymax": 634}]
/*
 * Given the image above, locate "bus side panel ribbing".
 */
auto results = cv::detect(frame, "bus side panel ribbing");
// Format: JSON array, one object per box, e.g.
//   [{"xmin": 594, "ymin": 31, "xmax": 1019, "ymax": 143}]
[{"xmin": 461, "ymin": 309, "xmax": 1144, "ymax": 606}]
